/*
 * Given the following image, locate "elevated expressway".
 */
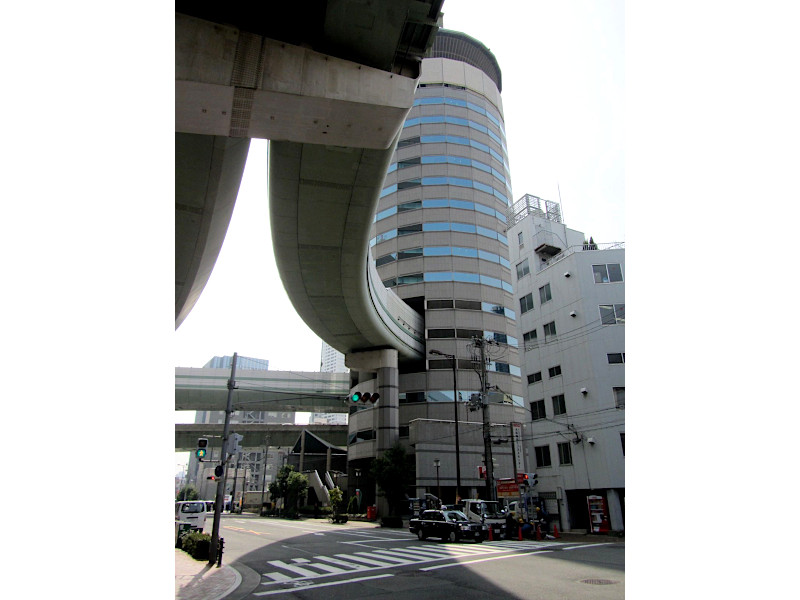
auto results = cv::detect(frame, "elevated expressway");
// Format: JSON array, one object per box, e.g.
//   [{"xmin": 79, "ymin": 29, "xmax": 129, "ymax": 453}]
[
  {"xmin": 176, "ymin": 3, "xmax": 444, "ymax": 363},
  {"xmin": 176, "ymin": 4, "xmax": 445, "ymax": 463}
]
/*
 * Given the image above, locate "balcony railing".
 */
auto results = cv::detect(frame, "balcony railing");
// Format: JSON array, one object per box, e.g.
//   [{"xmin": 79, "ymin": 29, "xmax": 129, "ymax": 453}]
[{"xmin": 537, "ymin": 242, "xmax": 625, "ymax": 271}]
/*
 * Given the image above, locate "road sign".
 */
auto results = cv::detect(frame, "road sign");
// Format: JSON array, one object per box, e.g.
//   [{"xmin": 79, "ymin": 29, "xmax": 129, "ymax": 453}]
[{"xmin": 496, "ymin": 481, "xmax": 520, "ymax": 498}]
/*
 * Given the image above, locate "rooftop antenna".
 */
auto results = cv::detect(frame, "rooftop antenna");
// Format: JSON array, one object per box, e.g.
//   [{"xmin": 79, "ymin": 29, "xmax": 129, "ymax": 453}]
[{"xmin": 557, "ymin": 181, "xmax": 565, "ymax": 223}]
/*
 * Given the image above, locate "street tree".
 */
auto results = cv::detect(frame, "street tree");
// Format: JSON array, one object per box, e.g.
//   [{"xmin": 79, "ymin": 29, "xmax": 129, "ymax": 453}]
[
  {"xmin": 285, "ymin": 470, "xmax": 308, "ymax": 515},
  {"xmin": 370, "ymin": 443, "xmax": 414, "ymax": 516},
  {"xmin": 176, "ymin": 485, "xmax": 200, "ymax": 501}
]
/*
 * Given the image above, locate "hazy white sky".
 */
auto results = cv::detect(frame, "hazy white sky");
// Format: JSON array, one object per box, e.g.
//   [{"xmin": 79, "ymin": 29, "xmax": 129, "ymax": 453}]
[{"xmin": 174, "ymin": 0, "xmax": 625, "ymax": 373}]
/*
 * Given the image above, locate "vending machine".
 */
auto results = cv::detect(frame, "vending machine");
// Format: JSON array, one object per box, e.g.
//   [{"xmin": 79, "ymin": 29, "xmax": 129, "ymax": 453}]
[{"xmin": 587, "ymin": 495, "xmax": 609, "ymax": 532}]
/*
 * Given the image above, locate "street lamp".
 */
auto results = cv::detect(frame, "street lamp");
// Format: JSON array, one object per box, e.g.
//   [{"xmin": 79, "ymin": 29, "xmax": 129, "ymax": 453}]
[
  {"xmin": 429, "ymin": 349, "xmax": 461, "ymax": 502},
  {"xmin": 433, "ymin": 458, "xmax": 441, "ymax": 501}
]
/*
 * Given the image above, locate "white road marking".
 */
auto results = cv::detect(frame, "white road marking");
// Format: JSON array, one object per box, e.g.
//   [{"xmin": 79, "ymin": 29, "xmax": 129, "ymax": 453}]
[{"xmin": 253, "ymin": 574, "xmax": 394, "ymax": 596}]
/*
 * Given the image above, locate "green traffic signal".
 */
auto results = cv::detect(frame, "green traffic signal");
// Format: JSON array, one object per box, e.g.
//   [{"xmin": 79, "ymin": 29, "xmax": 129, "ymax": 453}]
[
  {"xmin": 196, "ymin": 448, "xmax": 207, "ymax": 460},
  {"xmin": 350, "ymin": 392, "xmax": 362, "ymax": 402}
]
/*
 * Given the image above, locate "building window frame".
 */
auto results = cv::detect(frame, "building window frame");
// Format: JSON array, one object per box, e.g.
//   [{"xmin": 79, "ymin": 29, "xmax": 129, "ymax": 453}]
[
  {"xmin": 614, "ymin": 387, "xmax": 625, "ymax": 409},
  {"xmin": 552, "ymin": 393, "xmax": 566, "ymax": 416},
  {"xmin": 557, "ymin": 441, "xmax": 573, "ymax": 465},
  {"xmin": 592, "ymin": 263, "xmax": 624, "ymax": 284},
  {"xmin": 534, "ymin": 445, "xmax": 552, "ymax": 468},
  {"xmin": 516, "ymin": 258, "xmax": 530, "ymax": 280},
  {"xmin": 607, "ymin": 352, "xmax": 626, "ymax": 364},
  {"xmin": 527, "ymin": 371, "xmax": 542, "ymax": 384},
  {"xmin": 600, "ymin": 304, "xmax": 625, "ymax": 325},
  {"xmin": 530, "ymin": 399, "xmax": 546, "ymax": 421},
  {"xmin": 543, "ymin": 321, "xmax": 557, "ymax": 340},
  {"xmin": 548, "ymin": 365, "xmax": 562, "ymax": 378},
  {"xmin": 538, "ymin": 283, "xmax": 552, "ymax": 304},
  {"xmin": 520, "ymin": 293, "xmax": 534, "ymax": 314}
]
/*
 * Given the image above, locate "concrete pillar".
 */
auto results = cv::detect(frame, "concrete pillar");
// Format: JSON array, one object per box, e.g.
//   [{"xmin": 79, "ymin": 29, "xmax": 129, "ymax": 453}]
[
  {"xmin": 606, "ymin": 489, "xmax": 624, "ymax": 531},
  {"xmin": 345, "ymin": 349, "xmax": 399, "ymax": 518}
]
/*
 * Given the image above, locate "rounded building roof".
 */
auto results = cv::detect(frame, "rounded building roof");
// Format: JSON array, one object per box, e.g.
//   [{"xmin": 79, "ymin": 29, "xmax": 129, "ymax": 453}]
[{"xmin": 430, "ymin": 29, "xmax": 503, "ymax": 91}]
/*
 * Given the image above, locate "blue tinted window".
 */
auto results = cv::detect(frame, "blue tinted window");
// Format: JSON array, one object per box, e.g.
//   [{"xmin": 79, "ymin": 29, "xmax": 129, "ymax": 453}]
[
  {"xmin": 423, "ymin": 199, "xmax": 449, "ymax": 208},
  {"xmin": 453, "ymin": 272, "xmax": 480, "ymax": 283},
  {"xmin": 452, "ymin": 247, "xmax": 478, "ymax": 258},
  {"xmin": 424, "ymin": 272, "xmax": 453, "ymax": 282},
  {"xmin": 424, "ymin": 246, "xmax": 451, "ymax": 256},
  {"xmin": 423, "ymin": 222, "xmax": 450, "ymax": 232},
  {"xmin": 375, "ymin": 206, "xmax": 397, "ymax": 222},
  {"xmin": 451, "ymin": 223, "xmax": 475, "ymax": 233},
  {"xmin": 450, "ymin": 199, "xmax": 473, "ymax": 210}
]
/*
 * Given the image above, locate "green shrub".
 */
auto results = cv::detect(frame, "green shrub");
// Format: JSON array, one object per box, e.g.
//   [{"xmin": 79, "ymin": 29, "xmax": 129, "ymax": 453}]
[
  {"xmin": 181, "ymin": 531, "xmax": 212, "ymax": 560},
  {"xmin": 347, "ymin": 496, "xmax": 359, "ymax": 514}
]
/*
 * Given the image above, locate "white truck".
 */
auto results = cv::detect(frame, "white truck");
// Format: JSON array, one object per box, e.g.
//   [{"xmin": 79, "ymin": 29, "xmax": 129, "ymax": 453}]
[{"xmin": 461, "ymin": 499, "xmax": 507, "ymax": 539}]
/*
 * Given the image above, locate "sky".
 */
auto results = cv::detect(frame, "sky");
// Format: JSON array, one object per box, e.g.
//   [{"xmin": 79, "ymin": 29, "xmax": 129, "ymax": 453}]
[{"xmin": 174, "ymin": 0, "xmax": 625, "ymax": 376}]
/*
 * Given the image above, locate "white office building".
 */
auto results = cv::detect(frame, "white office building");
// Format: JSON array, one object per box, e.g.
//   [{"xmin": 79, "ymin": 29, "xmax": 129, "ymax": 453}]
[{"xmin": 508, "ymin": 194, "xmax": 625, "ymax": 532}]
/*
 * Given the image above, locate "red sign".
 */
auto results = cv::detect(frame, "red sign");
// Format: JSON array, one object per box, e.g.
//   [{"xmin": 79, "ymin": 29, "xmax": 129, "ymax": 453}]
[{"xmin": 496, "ymin": 481, "xmax": 520, "ymax": 498}]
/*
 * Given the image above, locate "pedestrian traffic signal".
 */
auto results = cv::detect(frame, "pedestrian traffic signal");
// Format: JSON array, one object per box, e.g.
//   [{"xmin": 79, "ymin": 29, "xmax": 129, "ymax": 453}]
[
  {"xmin": 207, "ymin": 475, "xmax": 216, "ymax": 481},
  {"xmin": 528, "ymin": 473, "xmax": 539, "ymax": 486},
  {"xmin": 518, "ymin": 473, "xmax": 529, "ymax": 486},
  {"xmin": 196, "ymin": 438, "xmax": 209, "ymax": 461}
]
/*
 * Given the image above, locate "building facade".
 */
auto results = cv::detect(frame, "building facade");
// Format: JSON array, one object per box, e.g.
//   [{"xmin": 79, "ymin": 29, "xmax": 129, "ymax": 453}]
[
  {"xmin": 347, "ymin": 29, "xmax": 528, "ymax": 509},
  {"xmin": 508, "ymin": 195, "xmax": 625, "ymax": 531},
  {"xmin": 204, "ymin": 355, "xmax": 270, "ymax": 371},
  {"xmin": 320, "ymin": 341, "xmax": 348, "ymax": 373}
]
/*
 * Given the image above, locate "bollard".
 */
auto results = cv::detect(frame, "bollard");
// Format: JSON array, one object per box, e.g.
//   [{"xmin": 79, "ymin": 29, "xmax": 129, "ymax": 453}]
[
  {"xmin": 536, "ymin": 525, "xmax": 542, "ymax": 541},
  {"xmin": 488, "ymin": 527, "xmax": 493, "ymax": 541},
  {"xmin": 216, "ymin": 538, "xmax": 224, "ymax": 567}
]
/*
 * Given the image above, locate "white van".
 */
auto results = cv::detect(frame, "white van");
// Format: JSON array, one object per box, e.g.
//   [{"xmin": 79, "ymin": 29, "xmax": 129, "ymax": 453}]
[{"xmin": 175, "ymin": 501, "xmax": 207, "ymax": 531}]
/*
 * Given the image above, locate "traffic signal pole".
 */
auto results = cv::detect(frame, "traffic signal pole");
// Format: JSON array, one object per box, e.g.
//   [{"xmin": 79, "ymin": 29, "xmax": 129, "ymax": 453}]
[{"xmin": 209, "ymin": 352, "xmax": 237, "ymax": 565}]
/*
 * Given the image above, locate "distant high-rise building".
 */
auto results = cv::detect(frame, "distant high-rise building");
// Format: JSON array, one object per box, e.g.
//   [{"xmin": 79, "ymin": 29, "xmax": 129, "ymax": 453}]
[
  {"xmin": 320, "ymin": 342, "xmax": 348, "ymax": 373},
  {"xmin": 203, "ymin": 355, "xmax": 270, "ymax": 371}
]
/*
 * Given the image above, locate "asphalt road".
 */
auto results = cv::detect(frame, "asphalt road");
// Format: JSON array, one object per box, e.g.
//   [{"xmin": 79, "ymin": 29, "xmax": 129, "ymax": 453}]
[{"xmin": 207, "ymin": 514, "xmax": 624, "ymax": 600}]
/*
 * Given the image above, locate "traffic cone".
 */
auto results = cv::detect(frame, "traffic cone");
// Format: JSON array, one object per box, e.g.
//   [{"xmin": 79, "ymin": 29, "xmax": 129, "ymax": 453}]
[
  {"xmin": 488, "ymin": 527, "xmax": 493, "ymax": 541},
  {"xmin": 553, "ymin": 525, "xmax": 560, "ymax": 539},
  {"xmin": 536, "ymin": 525, "xmax": 542, "ymax": 541}
]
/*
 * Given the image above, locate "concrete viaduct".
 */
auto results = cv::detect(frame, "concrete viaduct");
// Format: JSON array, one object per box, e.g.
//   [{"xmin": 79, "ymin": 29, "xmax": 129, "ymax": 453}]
[{"xmin": 175, "ymin": 3, "xmax": 445, "ymax": 460}]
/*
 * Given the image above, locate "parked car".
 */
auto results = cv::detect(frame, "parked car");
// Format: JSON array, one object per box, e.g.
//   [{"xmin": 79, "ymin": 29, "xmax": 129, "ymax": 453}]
[{"xmin": 409, "ymin": 509, "xmax": 487, "ymax": 543}]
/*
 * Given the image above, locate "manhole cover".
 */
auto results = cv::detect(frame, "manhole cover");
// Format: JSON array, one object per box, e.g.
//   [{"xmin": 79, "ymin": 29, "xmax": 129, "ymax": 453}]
[{"xmin": 581, "ymin": 579, "xmax": 619, "ymax": 585}]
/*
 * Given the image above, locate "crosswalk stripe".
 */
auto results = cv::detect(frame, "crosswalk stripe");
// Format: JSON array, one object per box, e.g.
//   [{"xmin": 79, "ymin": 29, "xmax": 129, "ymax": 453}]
[
  {"xmin": 262, "ymin": 572, "xmax": 293, "ymax": 582},
  {"xmin": 334, "ymin": 553, "xmax": 408, "ymax": 568},
  {"xmin": 359, "ymin": 550, "xmax": 415, "ymax": 564},
  {"xmin": 264, "ymin": 560, "xmax": 319, "ymax": 577},
  {"xmin": 378, "ymin": 548, "xmax": 447, "ymax": 560},
  {"xmin": 313, "ymin": 555, "xmax": 370, "ymax": 570}
]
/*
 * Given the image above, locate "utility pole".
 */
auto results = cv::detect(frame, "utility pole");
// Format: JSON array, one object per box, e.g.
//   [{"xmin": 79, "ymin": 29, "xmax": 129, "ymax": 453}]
[
  {"xmin": 209, "ymin": 352, "xmax": 237, "ymax": 566},
  {"xmin": 474, "ymin": 337, "xmax": 496, "ymax": 502},
  {"xmin": 260, "ymin": 433, "xmax": 271, "ymax": 513}
]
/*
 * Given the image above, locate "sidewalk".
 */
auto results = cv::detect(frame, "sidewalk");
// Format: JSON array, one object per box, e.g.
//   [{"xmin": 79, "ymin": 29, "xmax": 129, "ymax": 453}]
[{"xmin": 175, "ymin": 549, "xmax": 241, "ymax": 600}]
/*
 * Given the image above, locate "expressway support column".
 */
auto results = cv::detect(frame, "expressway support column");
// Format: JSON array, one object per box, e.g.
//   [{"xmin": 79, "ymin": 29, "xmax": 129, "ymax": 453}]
[{"xmin": 346, "ymin": 349, "xmax": 399, "ymax": 518}]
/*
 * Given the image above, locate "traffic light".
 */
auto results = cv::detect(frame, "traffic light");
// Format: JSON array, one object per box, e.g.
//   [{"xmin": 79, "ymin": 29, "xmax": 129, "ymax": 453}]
[
  {"xmin": 529, "ymin": 472, "xmax": 539, "ymax": 487},
  {"xmin": 517, "ymin": 473, "xmax": 529, "ymax": 486},
  {"xmin": 196, "ymin": 438, "xmax": 209, "ymax": 461},
  {"xmin": 207, "ymin": 475, "xmax": 216, "ymax": 481},
  {"xmin": 350, "ymin": 392, "xmax": 380, "ymax": 404}
]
